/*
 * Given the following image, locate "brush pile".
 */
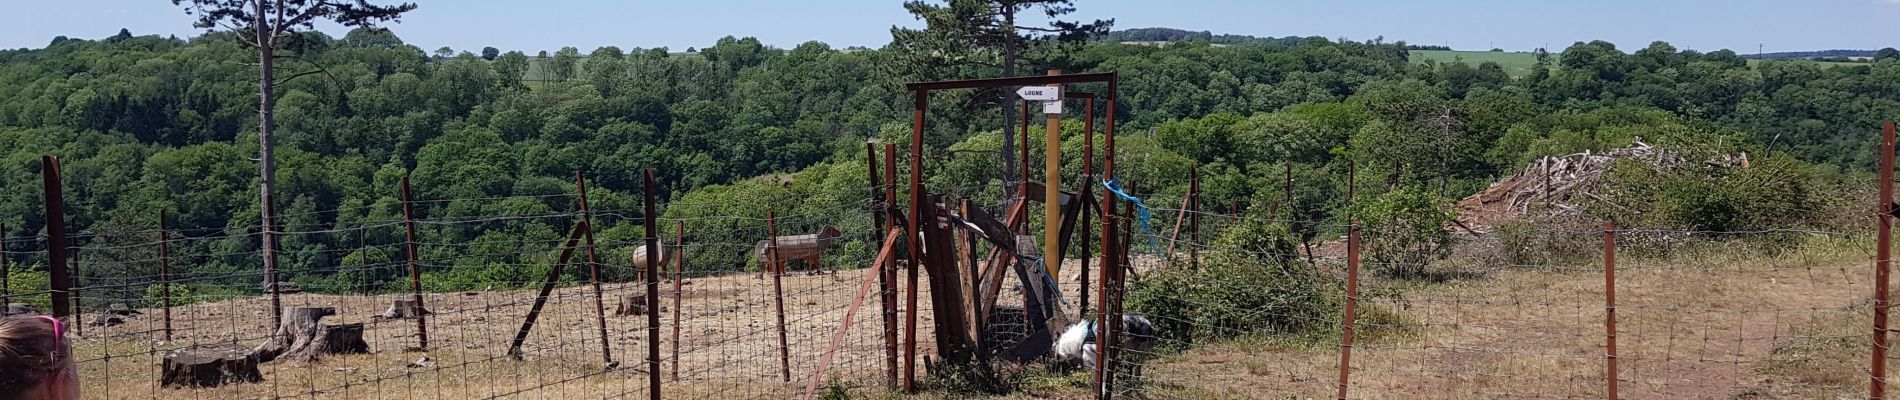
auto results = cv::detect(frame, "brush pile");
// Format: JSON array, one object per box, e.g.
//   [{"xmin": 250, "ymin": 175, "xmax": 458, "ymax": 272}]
[{"xmin": 1454, "ymin": 139, "xmax": 1748, "ymax": 234}]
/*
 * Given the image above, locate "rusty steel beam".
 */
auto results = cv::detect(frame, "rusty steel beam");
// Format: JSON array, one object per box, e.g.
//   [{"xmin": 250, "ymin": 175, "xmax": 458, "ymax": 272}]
[
  {"xmin": 799, "ymin": 227, "xmax": 904, "ymax": 400},
  {"xmin": 508, "ymin": 221, "xmax": 591, "ymax": 359},
  {"xmin": 576, "ymin": 171, "xmax": 613, "ymax": 366},
  {"xmin": 904, "ymin": 72, "xmax": 1116, "ymax": 91}
]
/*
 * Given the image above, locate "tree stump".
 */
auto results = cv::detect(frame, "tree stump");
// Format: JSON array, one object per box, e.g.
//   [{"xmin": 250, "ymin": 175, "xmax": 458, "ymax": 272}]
[
  {"xmin": 161, "ymin": 346, "xmax": 262, "ymax": 388},
  {"xmin": 615, "ymin": 294, "xmax": 662, "ymax": 316},
  {"xmin": 252, "ymin": 307, "xmax": 366, "ymax": 363},
  {"xmin": 3, "ymin": 303, "xmax": 37, "ymax": 316},
  {"xmin": 303, "ymin": 323, "xmax": 370, "ymax": 358},
  {"xmin": 378, "ymin": 299, "xmax": 431, "ymax": 319}
]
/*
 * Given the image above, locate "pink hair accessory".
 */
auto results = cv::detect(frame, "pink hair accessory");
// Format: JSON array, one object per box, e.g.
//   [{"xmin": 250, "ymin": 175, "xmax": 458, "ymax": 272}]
[{"xmin": 32, "ymin": 315, "xmax": 64, "ymax": 346}]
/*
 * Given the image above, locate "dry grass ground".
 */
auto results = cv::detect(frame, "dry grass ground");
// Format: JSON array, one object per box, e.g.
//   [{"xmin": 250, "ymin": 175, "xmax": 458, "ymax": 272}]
[
  {"xmin": 60, "ymin": 235, "xmax": 1887, "ymax": 399},
  {"xmin": 1062, "ymin": 234, "xmax": 1883, "ymax": 400},
  {"xmin": 68, "ymin": 268, "xmax": 937, "ymax": 399}
]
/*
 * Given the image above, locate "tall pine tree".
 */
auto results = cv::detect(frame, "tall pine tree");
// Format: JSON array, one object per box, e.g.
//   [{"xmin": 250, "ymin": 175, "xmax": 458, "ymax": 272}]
[
  {"xmin": 171, "ymin": 0, "xmax": 415, "ymax": 329},
  {"xmin": 891, "ymin": 0, "xmax": 1111, "ymax": 204}
]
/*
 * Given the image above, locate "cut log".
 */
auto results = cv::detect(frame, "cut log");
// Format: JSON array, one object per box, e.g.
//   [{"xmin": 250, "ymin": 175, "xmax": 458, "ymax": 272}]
[
  {"xmin": 378, "ymin": 299, "xmax": 432, "ymax": 319},
  {"xmin": 252, "ymin": 307, "xmax": 352, "ymax": 363},
  {"xmin": 162, "ymin": 346, "xmax": 262, "ymax": 388},
  {"xmin": 615, "ymin": 293, "xmax": 663, "ymax": 316},
  {"xmin": 4, "ymin": 303, "xmax": 38, "ymax": 316}
]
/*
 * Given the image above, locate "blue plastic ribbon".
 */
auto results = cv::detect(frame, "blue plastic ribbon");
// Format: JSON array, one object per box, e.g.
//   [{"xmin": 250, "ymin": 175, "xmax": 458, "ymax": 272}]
[
  {"xmin": 1101, "ymin": 178, "xmax": 1161, "ymax": 255},
  {"xmin": 1017, "ymin": 255, "xmax": 1071, "ymax": 307}
]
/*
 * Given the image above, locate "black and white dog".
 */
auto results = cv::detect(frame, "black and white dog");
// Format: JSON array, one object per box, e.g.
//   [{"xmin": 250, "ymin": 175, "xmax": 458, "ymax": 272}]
[{"xmin": 1052, "ymin": 315, "xmax": 1157, "ymax": 378}]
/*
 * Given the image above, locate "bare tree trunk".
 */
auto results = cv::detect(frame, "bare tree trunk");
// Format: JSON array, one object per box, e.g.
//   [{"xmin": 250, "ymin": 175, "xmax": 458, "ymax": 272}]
[
  {"xmin": 255, "ymin": 0, "xmax": 284, "ymax": 330},
  {"xmin": 998, "ymin": 5, "xmax": 1018, "ymax": 210}
]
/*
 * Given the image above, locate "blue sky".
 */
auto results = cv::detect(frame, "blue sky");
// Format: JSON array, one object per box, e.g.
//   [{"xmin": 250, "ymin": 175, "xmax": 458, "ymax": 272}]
[{"xmin": 3, "ymin": 0, "xmax": 1896, "ymax": 54}]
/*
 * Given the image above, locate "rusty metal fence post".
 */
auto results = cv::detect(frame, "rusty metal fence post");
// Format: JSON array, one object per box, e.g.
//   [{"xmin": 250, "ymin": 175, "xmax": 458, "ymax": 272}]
[
  {"xmin": 1876, "ymin": 121, "xmax": 1895, "ymax": 400},
  {"xmin": 881, "ymin": 142, "xmax": 902, "ymax": 391},
  {"xmin": 1604, "ymin": 220, "xmax": 1618, "ymax": 399},
  {"xmin": 42, "ymin": 156, "xmax": 69, "ymax": 321},
  {"xmin": 71, "ymin": 246, "xmax": 81, "ymax": 336},
  {"xmin": 1189, "ymin": 165, "xmax": 1200, "ymax": 270},
  {"xmin": 0, "ymin": 221, "xmax": 7, "ymax": 307},
  {"xmin": 159, "ymin": 211, "xmax": 173, "ymax": 342},
  {"xmin": 904, "ymin": 91, "xmax": 926, "ymax": 393},
  {"xmin": 767, "ymin": 210, "xmax": 792, "ymax": 382},
  {"xmin": 1078, "ymin": 97, "xmax": 1094, "ymax": 318},
  {"xmin": 1337, "ymin": 222, "xmax": 1361, "ymax": 400},
  {"xmin": 577, "ymin": 172, "xmax": 614, "ymax": 367},
  {"xmin": 643, "ymin": 169, "xmax": 662, "ymax": 400},
  {"xmin": 399, "ymin": 176, "xmax": 428, "ymax": 350}
]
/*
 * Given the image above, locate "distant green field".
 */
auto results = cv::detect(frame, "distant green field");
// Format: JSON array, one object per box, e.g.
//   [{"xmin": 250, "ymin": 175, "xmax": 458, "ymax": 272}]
[
  {"xmin": 1744, "ymin": 59, "xmax": 1867, "ymax": 69},
  {"xmin": 1409, "ymin": 50, "xmax": 1542, "ymax": 76},
  {"xmin": 1411, "ymin": 49, "xmax": 1871, "ymax": 77}
]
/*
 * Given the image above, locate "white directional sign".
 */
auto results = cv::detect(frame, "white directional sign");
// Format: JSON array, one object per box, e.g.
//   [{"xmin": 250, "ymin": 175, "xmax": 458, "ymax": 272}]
[{"xmin": 1016, "ymin": 86, "xmax": 1060, "ymax": 101}]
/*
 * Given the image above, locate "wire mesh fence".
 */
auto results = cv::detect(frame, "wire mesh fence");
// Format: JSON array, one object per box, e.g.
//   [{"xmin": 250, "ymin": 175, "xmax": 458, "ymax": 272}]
[
  {"xmin": 3, "ymin": 163, "xmax": 942, "ymax": 399},
  {"xmin": 2, "ymin": 153, "xmax": 1890, "ymax": 400},
  {"xmin": 1098, "ymin": 196, "xmax": 1878, "ymax": 400}
]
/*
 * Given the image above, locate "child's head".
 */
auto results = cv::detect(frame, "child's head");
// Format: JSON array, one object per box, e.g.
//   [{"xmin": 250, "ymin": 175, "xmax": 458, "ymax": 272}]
[{"xmin": 0, "ymin": 315, "xmax": 76, "ymax": 400}]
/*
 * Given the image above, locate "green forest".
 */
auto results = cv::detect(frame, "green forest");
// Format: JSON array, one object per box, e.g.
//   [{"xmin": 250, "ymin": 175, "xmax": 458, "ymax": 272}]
[{"xmin": 0, "ymin": 14, "xmax": 1893, "ymax": 301}]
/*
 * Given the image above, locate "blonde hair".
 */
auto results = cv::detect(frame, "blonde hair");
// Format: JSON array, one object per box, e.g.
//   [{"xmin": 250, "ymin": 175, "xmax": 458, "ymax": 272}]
[{"xmin": 0, "ymin": 315, "xmax": 67, "ymax": 398}]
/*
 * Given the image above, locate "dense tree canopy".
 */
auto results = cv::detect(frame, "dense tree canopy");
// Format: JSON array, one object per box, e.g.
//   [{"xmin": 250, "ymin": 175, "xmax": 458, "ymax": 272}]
[{"xmin": 0, "ymin": 26, "xmax": 1888, "ymax": 299}]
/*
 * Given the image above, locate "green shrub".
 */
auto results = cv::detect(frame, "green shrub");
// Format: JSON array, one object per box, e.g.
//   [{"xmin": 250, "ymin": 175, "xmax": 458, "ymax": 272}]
[
  {"xmin": 1487, "ymin": 219, "xmax": 1596, "ymax": 267},
  {"xmin": 3, "ymin": 265, "xmax": 51, "ymax": 309},
  {"xmin": 1595, "ymin": 152, "xmax": 1813, "ymax": 232},
  {"xmin": 1127, "ymin": 208, "xmax": 1333, "ymax": 348},
  {"xmin": 1352, "ymin": 188, "xmax": 1457, "ymax": 277}
]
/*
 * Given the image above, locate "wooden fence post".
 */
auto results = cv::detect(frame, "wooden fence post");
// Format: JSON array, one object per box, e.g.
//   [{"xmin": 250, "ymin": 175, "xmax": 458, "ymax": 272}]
[
  {"xmin": 41, "ymin": 156, "xmax": 68, "ymax": 322},
  {"xmin": 767, "ymin": 210, "xmax": 792, "ymax": 382},
  {"xmin": 672, "ymin": 220, "xmax": 684, "ymax": 382},
  {"xmin": 399, "ymin": 176, "xmax": 428, "ymax": 350}
]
